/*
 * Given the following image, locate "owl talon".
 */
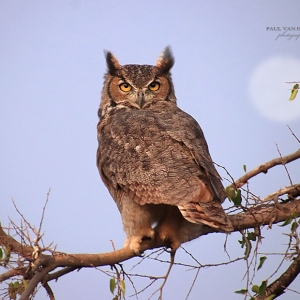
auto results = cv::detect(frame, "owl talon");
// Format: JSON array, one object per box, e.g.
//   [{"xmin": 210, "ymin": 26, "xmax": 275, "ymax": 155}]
[{"xmin": 124, "ymin": 236, "xmax": 149, "ymax": 256}]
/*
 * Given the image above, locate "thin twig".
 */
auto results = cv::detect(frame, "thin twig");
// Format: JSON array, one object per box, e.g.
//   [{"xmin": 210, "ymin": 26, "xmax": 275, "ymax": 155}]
[
  {"xmin": 287, "ymin": 125, "xmax": 300, "ymax": 144},
  {"xmin": 275, "ymin": 143, "xmax": 293, "ymax": 186},
  {"xmin": 149, "ymin": 251, "xmax": 176, "ymax": 300},
  {"xmin": 185, "ymin": 268, "xmax": 200, "ymax": 300},
  {"xmin": 38, "ymin": 189, "xmax": 51, "ymax": 235}
]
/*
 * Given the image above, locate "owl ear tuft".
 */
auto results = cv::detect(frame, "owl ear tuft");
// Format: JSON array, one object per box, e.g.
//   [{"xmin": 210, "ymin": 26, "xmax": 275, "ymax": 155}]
[
  {"xmin": 156, "ymin": 46, "xmax": 174, "ymax": 73},
  {"xmin": 105, "ymin": 51, "xmax": 121, "ymax": 75}
]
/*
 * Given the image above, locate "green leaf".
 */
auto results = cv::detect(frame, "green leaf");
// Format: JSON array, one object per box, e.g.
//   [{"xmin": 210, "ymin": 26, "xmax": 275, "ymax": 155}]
[
  {"xmin": 0, "ymin": 248, "xmax": 3, "ymax": 259},
  {"xmin": 235, "ymin": 289, "xmax": 248, "ymax": 294},
  {"xmin": 266, "ymin": 295, "xmax": 276, "ymax": 300},
  {"xmin": 244, "ymin": 240, "xmax": 252, "ymax": 257},
  {"xmin": 259, "ymin": 280, "xmax": 267, "ymax": 296},
  {"xmin": 233, "ymin": 189, "xmax": 242, "ymax": 206},
  {"xmin": 280, "ymin": 215, "xmax": 293, "ymax": 227},
  {"xmin": 251, "ymin": 285, "xmax": 260, "ymax": 294},
  {"xmin": 243, "ymin": 164, "xmax": 247, "ymax": 172},
  {"xmin": 23, "ymin": 279, "xmax": 28, "ymax": 289},
  {"xmin": 289, "ymin": 83, "xmax": 299, "ymax": 101},
  {"xmin": 225, "ymin": 186, "xmax": 236, "ymax": 199},
  {"xmin": 226, "ymin": 187, "xmax": 242, "ymax": 206},
  {"xmin": 120, "ymin": 280, "xmax": 126, "ymax": 297},
  {"xmin": 291, "ymin": 221, "xmax": 298, "ymax": 232},
  {"xmin": 109, "ymin": 278, "xmax": 116, "ymax": 294},
  {"xmin": 258, "ymin": 256, "xmax": 267, "ymax": 270},
  {"xmin": 247, "ymin": 232, "xmax": 256, "ymax": 241}
]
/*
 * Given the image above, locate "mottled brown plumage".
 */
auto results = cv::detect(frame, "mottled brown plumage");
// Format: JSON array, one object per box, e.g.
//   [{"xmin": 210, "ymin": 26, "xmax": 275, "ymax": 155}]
[{"xmin": 97, "ymin": 47, "xmax": 233, "ymax": 254}]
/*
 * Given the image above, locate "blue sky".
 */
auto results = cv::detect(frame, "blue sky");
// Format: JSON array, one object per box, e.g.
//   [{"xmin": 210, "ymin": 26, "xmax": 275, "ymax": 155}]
[{"xmin": 1, "ymin": 1, "xmax": 300, "ymax": 299}]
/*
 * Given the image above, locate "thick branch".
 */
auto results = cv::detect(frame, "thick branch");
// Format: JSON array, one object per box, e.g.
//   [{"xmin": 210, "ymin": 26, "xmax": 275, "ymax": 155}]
[
  {"xmin": 2, "ymin": 200, "xmax": 300, "ymax": 274},
  {"xmin": 2, "ymin": 200, "xmax": 298, "ymax": 275},
  {"xmin": 231, "ymin": 149, "xmax": 300, "ymax": 189},
  {"xmin": 228, "ymin": 199, "xmax": 300, "ymax": 231}
]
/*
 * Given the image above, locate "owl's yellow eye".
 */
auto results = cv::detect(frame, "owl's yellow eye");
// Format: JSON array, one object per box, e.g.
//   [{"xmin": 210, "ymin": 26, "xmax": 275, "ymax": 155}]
[
  {"xmin": 148, "ymin": 81, "xmax": 160, "ymax": 91},
  {"xmin": 119, "ymin": 82, "xmax": 132, "ymax": 92}
]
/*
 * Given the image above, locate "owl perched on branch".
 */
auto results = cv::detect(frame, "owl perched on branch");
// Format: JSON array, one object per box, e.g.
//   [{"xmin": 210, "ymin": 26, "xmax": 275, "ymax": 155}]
[{"xmin": 97, "ymin": 47, "xmax": 233, "ymax": 254}]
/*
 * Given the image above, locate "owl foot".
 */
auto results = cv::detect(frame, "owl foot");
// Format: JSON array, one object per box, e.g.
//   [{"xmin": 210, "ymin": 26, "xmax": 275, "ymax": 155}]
[
  {"xmin": 124, "ymin": 231, "xmax": 155, "ymax": 255},
  {"xmin": 124, "ymin": 236, "xmax": 143, "ymax": 255}
]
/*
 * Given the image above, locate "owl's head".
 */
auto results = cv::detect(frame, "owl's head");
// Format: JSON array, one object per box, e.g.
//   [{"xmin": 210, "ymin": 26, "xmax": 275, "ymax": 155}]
[{"xmin": 99, "ymin": 47, "xmax": 176, "ymax": 117}]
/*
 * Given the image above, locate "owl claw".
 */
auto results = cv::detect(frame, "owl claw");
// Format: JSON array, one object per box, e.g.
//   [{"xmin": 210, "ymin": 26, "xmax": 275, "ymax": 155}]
[
  {"xmin": 124, "ymin": 235, "xmax": 150, "ymax": 256},
  {"xmin": 124, "ymin": 229, "xmax": 155, "ymax": 256}
]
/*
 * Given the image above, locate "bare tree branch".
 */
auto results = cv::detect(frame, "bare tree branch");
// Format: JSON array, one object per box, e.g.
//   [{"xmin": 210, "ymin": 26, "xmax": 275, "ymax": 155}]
[
  {"xmin": 230, "ymin": 149, "xmax": 300, "ymax": 189},
  {"xmin": 2, "ymin": 200, "xmax": 300, "ymax": 272},
  {"xmin": 0, "ymin": 268, "xmax": 26, "ymax": 282},
  {"xmin": 262, "ymin": 184, "xmax": 300, "ymax": 202}
]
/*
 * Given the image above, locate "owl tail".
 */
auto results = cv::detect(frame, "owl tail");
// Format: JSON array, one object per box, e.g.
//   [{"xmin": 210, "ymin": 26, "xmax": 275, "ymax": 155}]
[{"xmin": 178, "ymin": 201, "xmax": 234, "ymax": 232}]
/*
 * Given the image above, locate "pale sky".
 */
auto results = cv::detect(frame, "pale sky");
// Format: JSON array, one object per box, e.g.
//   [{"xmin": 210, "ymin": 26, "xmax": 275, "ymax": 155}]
[{"xmin": 1, "ymin": 1, "xmax": 300, "ymax": 299}]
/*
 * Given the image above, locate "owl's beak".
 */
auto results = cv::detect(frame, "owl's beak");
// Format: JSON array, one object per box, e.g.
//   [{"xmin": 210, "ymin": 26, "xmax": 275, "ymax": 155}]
[{"xmin": 137, "ymin": 92, "xmax": 145, "ymax": 108}]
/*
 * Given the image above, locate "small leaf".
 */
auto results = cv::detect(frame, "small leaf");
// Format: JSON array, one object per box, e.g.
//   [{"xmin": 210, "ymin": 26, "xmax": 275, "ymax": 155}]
[
  {"xmin": 243, "ymin": 164, "xmax": 247, "ymax": 172},
  {"xmin": 259, "ymin": 280, "xmax": 267, "ymax": 296},
  {"xmin": 258, "ymin": 256, "xmax": 267, "ymax": 270},
  {"xmin": 244, "ymin": 239, "xmax": 252, "ymax": 257},
  {"xmin": 247, "ymin": 232, "xmax": 256, "ymax": 241},
  {"xmin": 266, "ymin": 294, "xmax": 276, "ymax": 300},
  {"xmin": 251, "ymin": 285, "xmax": 260, "ymax": 294},
  {"xmin": 289, "ymin": 83, "xmax": 299, "ymax": 101},
  {"xmin": 226, "ymin": 187, "xmax": 242, "ymax": 206},
  {"xmin": 109, "ymin": 278, "xmax": 116, "ymax": 294},
  {"xmin": 225, "ymin": 186, "xmax": 236, "ymax": 199},
  {"xmin": 235, "ymin": 289, "xmax": 248, "ymax": 294},
  {"xmin": 0, "ymin": 248, "xmax": 3, "ymax": 259},
  {"xmin": 23, "ymin": 279, "xmax": 28, "ymax": 289},
  {"xmin": 233, "ymin": 189, "xmax": 242, "ymax": 206},
  {"xmin": 280, "ymin": 215, "xmax": 293, "ymax": 227},
  {"xmin": 291, "ymin": 221, "xmax": 298, "ymax": 232},
  {"xmin": 120, "ymin": 280, "xmax": 126, "ymax": 296}
]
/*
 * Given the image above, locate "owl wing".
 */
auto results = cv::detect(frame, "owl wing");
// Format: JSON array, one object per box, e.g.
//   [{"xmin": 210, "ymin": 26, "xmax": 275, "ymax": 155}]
[
  {"xmin": 162, "ymin": 104, "xmax": 225, "ymax": 202},
  {"xmin": 153, "ymin": 102, "xmax": 233, "ymax": 232},
  {"xmin": 98, "ymin": 102, "xmax": 232, "ymax": 231}
]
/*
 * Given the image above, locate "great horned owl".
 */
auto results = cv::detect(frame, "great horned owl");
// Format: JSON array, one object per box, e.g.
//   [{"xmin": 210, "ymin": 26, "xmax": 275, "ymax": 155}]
[{"xmin": 97, "ymin": 47, "xmax": 233, "ymax": 254}]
